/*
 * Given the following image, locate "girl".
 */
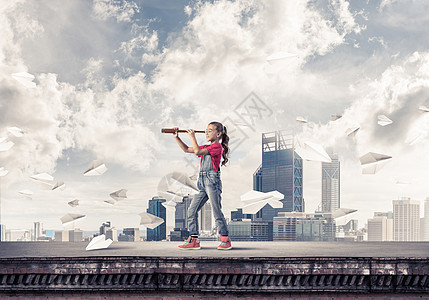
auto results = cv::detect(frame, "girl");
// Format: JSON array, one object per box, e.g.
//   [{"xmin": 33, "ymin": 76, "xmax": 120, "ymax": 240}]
[{"xmin": 173, "ymin": 121, "xmax": 232, "ymax": 250}]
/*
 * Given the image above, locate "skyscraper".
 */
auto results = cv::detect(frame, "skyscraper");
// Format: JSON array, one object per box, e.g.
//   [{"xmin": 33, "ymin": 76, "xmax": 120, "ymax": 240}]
[
  {"xmin": 33, "ymin": 222, "xmax": 42, "ymax": 241},
  {"xmin": 393, "ymin": 197, "xmax": 420, "ymax": 241},
  {"xmin": 175, "ymin": 196, "xmax": 192, "ymax": 229},
  {"xmin": 199, "ymin": 202, "xmax": 212, "ymax": 233},
  {"xmin": 253, "ymin": 130, "xmax": 304, "ymax": 212},
  {"xmin": 147, "ymin": 196, "xmax": 166, "ymax": 241},
  {"xmin": 321, "ymin": 152, "xmax": 340, "ymax": 212},
  {"xmin": 367, "ymin": 216, "xmax": 393, "ymax": 241}
]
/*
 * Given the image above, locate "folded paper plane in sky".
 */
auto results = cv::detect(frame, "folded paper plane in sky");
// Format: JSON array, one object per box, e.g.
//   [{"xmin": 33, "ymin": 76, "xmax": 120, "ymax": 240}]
[
  {"xmin": 0, "ymin": 167, "xmax": 8, "ymax": 177},
  {"xmin": 68, "ymin": 199, "xmax": 79, "ymax": 207},
  {"xmin": 30, "ymin": 173, "xmax": 54, "ymax": 190},
  {"xmin": 295, "ymin": 141, "xmax": 332, "ymax": 163},
  {"xmin": 52, "ymin": 181, "xmax": 66, "ymax": 191},
  {"xmin": 104, "ymin": 199, "xmax": 116, "ymax": 205},
  {"xmin": 110, "ymin": 189, "xmax": 127, "ymax": 201},
  {"xmin": 266, "ymin": 52, "xmax": 298, "ymax": 63},
  {"xmin": 240, "ymin": 190, "xmax": 284, "ymax": 214},
  {"xmin": 346, "ymin": 127, "xmax": 360, "ymax": 137},
  {"xmin": 7, "ymin": 127, "xmax": 24, "ymax": 137},
  {"xmin": 296, "ymin": 116, "xmax": 308, "ymax": 124},
  {"xmin": 331, "ymin": 114, "xmax": 342, "ymax": 121},
  {"xmin": 83, "ymin": 160, "xmax": 107, "ymax": 176},
  {"xmin": 19, "ymin": 190, "xmax": 33, "ymax": 199},
  {"xmin": 139, "ymin": 212, "xmax": 164, "ymax": 229},
  {"xmin": 158, "ymin": 172, "xmax": 199, "ymax": 202},
  {"xmin": 60, "ymin": 213, "xmax": 86, "ymax": 226},
  {"xmin": 377, "ymin": 115, "xmax": 393, "ymax": 126},
  {"xmin": 85, "ymin": 234, "xmax": 113, "ymax": 251},
  {"xmin": 418, "ymin": 105, "xmax": 429, "ymax": 112},
  {"xmin": 0, "ymin": 139, "xmax": 14, "ymax": 152},
  {"xmin": 11, "ymin": 72, "xmax": 36, "ymax": 88},
  {"xmin": 359, "ymin": 152, "xmax": 392, "ymax": 174}
]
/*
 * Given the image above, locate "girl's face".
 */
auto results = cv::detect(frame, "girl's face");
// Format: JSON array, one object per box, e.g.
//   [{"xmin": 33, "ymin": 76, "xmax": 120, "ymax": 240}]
[{"xmin": 205, "ymin": 124, "xmax": 221, "ymax": 142}]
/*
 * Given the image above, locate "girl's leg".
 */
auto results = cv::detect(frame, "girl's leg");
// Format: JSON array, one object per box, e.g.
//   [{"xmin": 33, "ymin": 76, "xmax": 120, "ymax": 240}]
[
  {"xmin": 206, "ymin": 186, "xmax": 228, "ymax": 236},
  {"xmin": 187, "ymin": 191, "xmax": 209, "ymax": 236}
]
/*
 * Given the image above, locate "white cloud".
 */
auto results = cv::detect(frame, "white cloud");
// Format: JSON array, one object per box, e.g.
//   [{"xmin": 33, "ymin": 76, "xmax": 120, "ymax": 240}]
[{"xmin": 92, "ymin": 0, "xmax": 139, "ymax": 22}]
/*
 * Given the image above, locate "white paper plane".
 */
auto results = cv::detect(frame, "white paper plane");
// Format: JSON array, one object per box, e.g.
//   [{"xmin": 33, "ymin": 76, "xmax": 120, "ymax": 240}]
[
  {"xmin": 266, "ymin": 52, "xmax": 298, "ymax": 63},
  {"xmin": 418, "ymin": 105, "xmax": 429, "ymax": 112},
  {"xmin": 83, "ymin": 160, "xmax": 108, "ymax": 176},
  {"xmin": 104, "ymin": 199, "xmax": 116, "ymax": 205},
  {"xmin": 296, "ymin": 116, "xmax": 308, "ymax": 124},
  {"xmin": 158, "ymin": 172, "xmax": 199, "ymax": 202},
  {"xmin": 52, "ymin": 181, "xmax": 66, "ymax": 191},
  {"xmin": 30, "ymin": 172, "xmax": 54, "ymax": 190},
  {"xmin": 331, "ymin": 114, "xmax": 342, "ymax": 121},
  {"xmin": 110, "ymin": 189, "xmax": 127, "ymax": 201},
  {"xmin": 68, "ymin": 199, "xmax": 80, "ymax": 207},
  {"xmin": 377, "ymin": 115, "xmax": 393, "ymax": 126},
  {"xmin": 19, "ymin": 190, "xmax": 33, "ymax": 199},
  {"xmin": 139, "ymin": 212, "xmax": 164, "ymax": 229},
  {"xmin": 85, "ymin": 234, "xmax": 113, "ymax": 251},
  {"xmin": 295, "ymin": 141, "xmax": 332, "ymax": 163},
  {"xmin": 7, "ymin": 127, "xmax": 24, "ymax": 137},
  {"xmin": 60, "ymin": 213, "xmax": 86, "ymax": 226},
  {"xmin": 346, "ymin": 127, "xmax": 360, "ymax": 137},
  {"xmin": 0, "ymin": 167, "xmax": 8, "ymax": 177},
  {"xmin": 0, "ymin": 140, "xmax": 14, "ymax": 152},
  {"xmin": 359, "ymin": 152, "xmax": 392, "ymax": 174},
  {"xmin": 240, "ymin": 190, "xmax": 284, "ymax": 214},
  {"xmin": 11, "ymin": 72, "xmax": 36, "ymax": 88}
]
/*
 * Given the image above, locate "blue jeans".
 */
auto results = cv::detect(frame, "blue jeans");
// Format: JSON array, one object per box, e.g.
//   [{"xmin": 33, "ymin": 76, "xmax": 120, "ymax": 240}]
[{"xmin": 187, "ymin": 156, "xmax": 228, "ymax": 236}]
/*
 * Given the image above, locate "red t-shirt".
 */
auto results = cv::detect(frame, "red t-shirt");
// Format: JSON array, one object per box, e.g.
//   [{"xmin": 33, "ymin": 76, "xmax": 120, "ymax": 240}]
[{"xmin": 199, "ymin": 143, "xmax": 223, "ymax": 171}]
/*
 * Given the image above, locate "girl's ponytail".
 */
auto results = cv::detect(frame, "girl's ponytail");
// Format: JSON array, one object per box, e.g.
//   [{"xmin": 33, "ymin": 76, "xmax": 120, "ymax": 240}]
[{"xmin": 209, "ymin": 121, "xmax": 230, "ymax": 167}]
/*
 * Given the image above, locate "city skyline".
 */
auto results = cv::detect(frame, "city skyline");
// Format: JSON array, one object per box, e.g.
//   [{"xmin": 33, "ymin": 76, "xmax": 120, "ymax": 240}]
[{"xmin": 1, "ymin": 0, "xmax": 429, "ymax": 232}]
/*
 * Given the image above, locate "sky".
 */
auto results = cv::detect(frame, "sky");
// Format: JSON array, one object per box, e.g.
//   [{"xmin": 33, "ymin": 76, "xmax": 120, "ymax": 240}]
[{"xmin": 1, "ymin": 0, "xmax": 429, "ymax": 233}]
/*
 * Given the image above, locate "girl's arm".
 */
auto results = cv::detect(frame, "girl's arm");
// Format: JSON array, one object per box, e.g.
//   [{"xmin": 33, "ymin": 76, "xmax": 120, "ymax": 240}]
[
  {"xmin": 187, "ymin": 129, "xmax": 209, "ymax": 156},
  {"xmin": 174, "ymin": 129, "xmax": 194, "ymax": 153}
]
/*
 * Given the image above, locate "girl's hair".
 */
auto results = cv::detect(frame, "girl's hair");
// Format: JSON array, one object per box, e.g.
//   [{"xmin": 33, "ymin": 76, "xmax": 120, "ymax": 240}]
[{"xmin": 209, "ymin": 121, "xmax": 230, "ymax": 166}]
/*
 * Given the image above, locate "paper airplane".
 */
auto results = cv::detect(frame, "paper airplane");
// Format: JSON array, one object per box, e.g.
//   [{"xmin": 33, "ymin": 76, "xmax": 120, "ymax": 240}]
[
  {"xmin": 30, "ymin": 173, "xmax": 54, "ymax": 190},
  {"xmin": 104, "ymin": 199, "xmax": 116, "ymax": 205},
  {"xmin": 0, "ymin": 140, "xmax": 14, "ymax": 152},
  {"xmin": 60, "ymin": 213, "xmax": 86, "ymax": 226},
  {"xmin": 418, "ymin": 105, "xmax": 429, "ymax": 112},
  {"xmin": 346, "ymin": 127, "xmax": 360, "ymax": 137},
  {"xmin": 330, "ymin": 208, "xmax": 357, "ymax": 219},
  {"xmin": 296, "ymin": 116, "xmax": 308, "ymax": 124},
  {"xmin": 11, "ymin": 72, "xmax": 36, "ymax": 88},
  {"xmin": 377, "ymin": 115, "xmax": 393, "ymax": 126},
  {"xmin": 52, "ymin": 181, "xmax": 66, "ymax": 191},
  {"xmin": 395, "ymin": 180, "xmax": 411, "ymax": 185},
  {"xmin": 295, "ymin": 141, "xmax": 332, "ymax": 163},
  {"xmin": 266, "ymin": 52, "xmax": 298, "ymax": 63},
  {"xmin": 85, "ymin": 234, "xmax": 113, "ymax": 251},
  {"xmin": 83, "ymin": 160, "xmax": 107, "ymax": 176},
  {"xmin": 7, "ymin": 127, "xmax": 24, "ymax": 137},
  {"xmin": 359, "ymin": 152, "xmax": 392, "ymax": 174},
  {"xmin": 240, "ymin": 190, "xmax": 284, "ymax": 214},
  {"xmin": 139, "ymin": 212, "xmax": 164, "ymax": 229},
  {"xmin": 158, "ymin": 172, "xmax": 199, "ymax": 202},
  {"xmin": 331, "ymin": 114, "xmax": 342, "ymax": 121},
  {"xmin": 19, "ymin": 190, "xmax": 33, "ymax": 199},
  {"xmin": 0, "ymin": 167, "xmax": 8, "ymax": 177},
  {"xmin": 110, "ymin": 189, "xmax": 127, "ymax": 201},
  {"xmin": 189, "ymin": 173, "xmax": 198, "ymax": 181},
  {"xmin": 68, "ymin": 199, "xmax": 80, "ymax": 207}
]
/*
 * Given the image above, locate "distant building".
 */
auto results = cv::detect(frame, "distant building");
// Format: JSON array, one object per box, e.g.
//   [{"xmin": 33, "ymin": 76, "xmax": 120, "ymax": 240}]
[
  {"xmin": 228, "ymin": 220, "xmax": 271, "ymax": 241},
  {"xmin": 199, "ymin": 202, "xmax": 212, "ymax": 233},
  {"xmin": 393, "ymin": 197, "xmax": 420, "ymax": 241},
  {"xmin": 33, "ymin": 222, "xmax": 42, "ymax": 241},
  {"xmin": 253, "ymin": 130, "xmax": 304, "ymax": 212},
  {"xmin": 169, "ymin": 228, "xmax": 189, "ymax": 241},
  {"xmin": 423, "ymin": 198, "xmax": 429, "ymax": 241},
  {"xmin": 55, "ymin": 231, "xmax": 69, "ymax": 242},
  {"xmin": 321, "ymin": 152, "xmax": 340, "ymax": 213},
  {"xmin": 106, "ymin": 228, "xmax": 118, "ymax": 242},
  {"xmin": 147, "ymin": 197, "xmax": 166, "ymax": 241},
  {"xmin": 0, "ymin": 224, "xmax": 6, "ymax": 242},
  {"xmin": 367, "ymin": 216, "xmax": 393, "ymax": 241},
  {"xmin": 99, "ymin": 221, "xmax": 111, "ymax": 235},
  {"xmin": 69, "ymin": 229, "xmax": 83, "ymax": 242},
  {"xmin": 175, "ymin": 196, "xmax": 192, "ymax": 229},
  {"xmin": 273, "ymin": 212, "xmax": 305, "ymax": 241},
  {"xmin": 121, "ymin": 228, "xmax": 140, "ymax": 242}
]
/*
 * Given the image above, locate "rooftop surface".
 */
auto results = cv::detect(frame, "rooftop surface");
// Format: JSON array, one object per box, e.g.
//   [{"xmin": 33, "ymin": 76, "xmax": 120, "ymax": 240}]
[{"xmin": 1, "ymin": 241, "xmax": 428, "ymax": 258}]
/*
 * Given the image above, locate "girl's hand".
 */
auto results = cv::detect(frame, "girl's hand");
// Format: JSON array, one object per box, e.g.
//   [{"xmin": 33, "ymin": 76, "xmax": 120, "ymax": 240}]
[
  {"xmin": 186, "ymin": 129, "xmax": 196, "ymax": 139},
  {"xmin": 173, "ymin": 127, "xmax": 179, "ymax": 138}
]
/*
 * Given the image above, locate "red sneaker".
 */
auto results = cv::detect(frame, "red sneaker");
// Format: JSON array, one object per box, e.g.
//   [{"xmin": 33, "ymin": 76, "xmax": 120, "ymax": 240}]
[
  {"xmin": 217, "ymin": 236, "xmax": 232, "ymax": 250},
  {"xmin": 178, "ymin": 236, "xmax": 200, "ymax": 250}
]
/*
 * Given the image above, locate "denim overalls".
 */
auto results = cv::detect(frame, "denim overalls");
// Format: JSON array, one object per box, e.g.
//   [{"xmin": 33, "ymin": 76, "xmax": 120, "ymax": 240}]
[{"xmin": 187, "ymin": 153, "xmax": 228, "ymax": 236}]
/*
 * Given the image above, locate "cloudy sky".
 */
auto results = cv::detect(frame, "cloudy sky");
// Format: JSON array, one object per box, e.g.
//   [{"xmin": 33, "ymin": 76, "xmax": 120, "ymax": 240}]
[{"xmin": 1, "ymin": 0, "xmax": 429, "ymax": 233}]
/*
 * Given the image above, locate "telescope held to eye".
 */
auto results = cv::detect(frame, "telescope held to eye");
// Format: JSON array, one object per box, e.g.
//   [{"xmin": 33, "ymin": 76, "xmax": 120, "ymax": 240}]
[{"xmin": 161, "ymin": 128, "xmax": 206, "ymax": 134}]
